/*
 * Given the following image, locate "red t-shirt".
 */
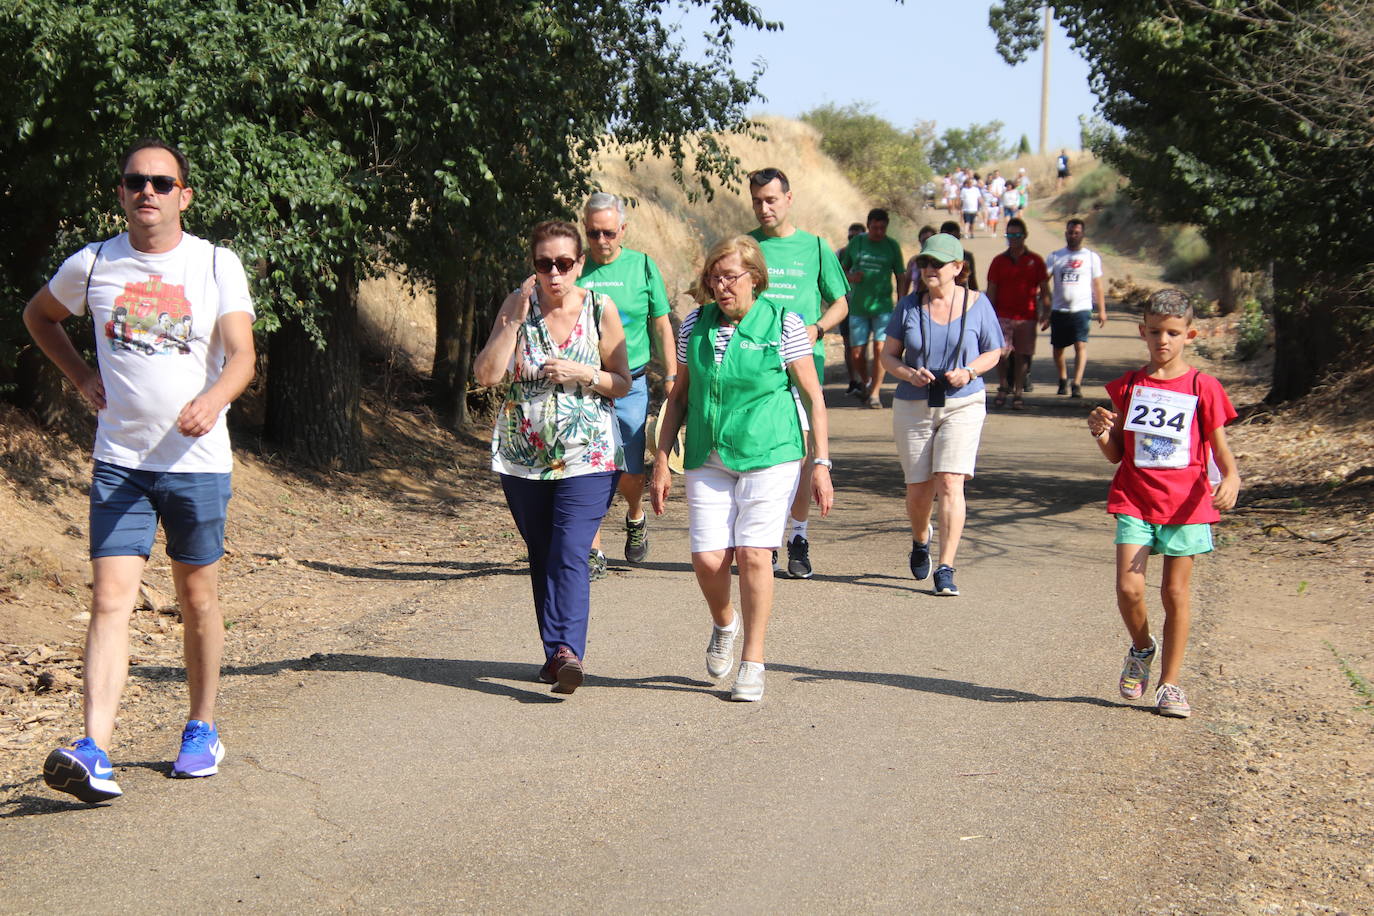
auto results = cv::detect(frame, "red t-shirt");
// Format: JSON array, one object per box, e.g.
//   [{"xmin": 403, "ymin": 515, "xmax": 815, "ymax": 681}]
[
  {"xmin": 1106, "ymin": 368, "xmax": 1237, "ymax": 524},
  {"xmin": 987, "ymin": 250, "xmax": 1047, "ymax": 321}
]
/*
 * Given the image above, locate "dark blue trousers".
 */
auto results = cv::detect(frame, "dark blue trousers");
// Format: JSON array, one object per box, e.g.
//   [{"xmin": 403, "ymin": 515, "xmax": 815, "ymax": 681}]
[{"xmin": 500, "ymin": 471, "xmax": 618, "ymax": 661}]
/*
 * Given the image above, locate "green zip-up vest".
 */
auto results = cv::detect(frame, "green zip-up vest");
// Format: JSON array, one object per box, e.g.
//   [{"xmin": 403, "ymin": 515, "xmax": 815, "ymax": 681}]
[{"xmin": 685, "ymin": 297, "xmax": 804, "ymax": 471}]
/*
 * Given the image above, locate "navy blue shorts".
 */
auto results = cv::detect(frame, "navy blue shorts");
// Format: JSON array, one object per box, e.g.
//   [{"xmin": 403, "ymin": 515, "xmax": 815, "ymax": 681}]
[
  {"xmin": 616, "ymin": 372, "xmax": 650, "ymax": 475},
  {"xmin": 1050, "ymin": 310, "xmax": 1092, "ymax": 348},
  {"xmin": 89, "ymin": 460, "xmax": 231, "ymax": 565}
]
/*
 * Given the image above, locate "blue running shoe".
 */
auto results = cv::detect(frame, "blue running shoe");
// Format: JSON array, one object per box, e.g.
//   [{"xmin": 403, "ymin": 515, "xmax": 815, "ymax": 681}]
[
  {"xmin": 172, "ymin": 719, "xmax": 225, "ymax": 778},
  {"xmin": 932, "ymin": 564, "xmax": 960, "ymax": 596},
  {"xmin": 43, "ymin": 737, "xmax": 122, "ymax": 803},
  {"xmin": 909, "ymin": 527, "xmax": 933, "ymax": 581}
]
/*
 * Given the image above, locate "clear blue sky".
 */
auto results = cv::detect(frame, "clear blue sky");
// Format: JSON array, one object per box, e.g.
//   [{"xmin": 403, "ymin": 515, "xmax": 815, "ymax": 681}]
[{"xmin": 671, "ymin": 0, "xmax": 1097, "ymax": 153}]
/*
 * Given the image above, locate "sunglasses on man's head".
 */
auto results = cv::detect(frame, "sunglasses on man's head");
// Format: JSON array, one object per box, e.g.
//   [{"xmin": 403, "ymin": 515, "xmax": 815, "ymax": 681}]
[
  {"xmin": 585, "ymin": 229, "xmax": 618, "ymax": 240},
  {"xmin": 122, "ymin": 173, "xmax": 183, "ymax": 194},
  {"xmin": 533, "ymin": 256, "xmax": 578, "ymax": 274}
]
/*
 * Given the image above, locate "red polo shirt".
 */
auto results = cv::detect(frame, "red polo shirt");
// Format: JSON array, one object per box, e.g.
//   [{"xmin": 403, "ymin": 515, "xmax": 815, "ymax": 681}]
[{"xmin": 987, "ymin": 250, "xmax": 1047, "ymax": 321}]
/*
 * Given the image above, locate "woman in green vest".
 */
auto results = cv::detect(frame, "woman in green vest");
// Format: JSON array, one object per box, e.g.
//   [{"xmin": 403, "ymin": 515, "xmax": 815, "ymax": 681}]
[{"xmin": 649, "ymin": 235, "xmax": 833, "ymax": 702}]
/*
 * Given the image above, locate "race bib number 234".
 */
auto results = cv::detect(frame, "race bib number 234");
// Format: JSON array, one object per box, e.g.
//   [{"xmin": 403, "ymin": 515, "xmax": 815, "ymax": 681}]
[{"xmin": 1126, "ymin": 385, "xmax": 1197, "ymax": 469}]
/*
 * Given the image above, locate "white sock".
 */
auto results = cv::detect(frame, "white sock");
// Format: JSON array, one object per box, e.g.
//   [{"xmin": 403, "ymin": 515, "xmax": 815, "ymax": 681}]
[
  {"xmin": 716, "ymin": 612, "xmax": 739, "ymax": 633},
  {"xmin": 788, "ymin": 516, "xmax": 807, "ymax": 539}
]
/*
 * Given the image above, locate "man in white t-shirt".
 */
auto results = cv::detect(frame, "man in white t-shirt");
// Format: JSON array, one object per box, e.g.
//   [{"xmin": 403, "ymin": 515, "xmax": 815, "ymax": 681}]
[
  {"xmin": 23, "ymin": 138, "xmax": 256, "ymax": 803},
  {"xmin": 959, "ymin": 178, "xmax": 982, "ymax": 237},
  {"xmin": 1041, "ymin": 218, "xmax": 1106, "ymax": 398}
]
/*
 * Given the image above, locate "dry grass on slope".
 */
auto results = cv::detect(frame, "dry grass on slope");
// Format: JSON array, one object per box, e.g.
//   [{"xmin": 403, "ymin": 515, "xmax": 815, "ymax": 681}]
[{"xmin": 592, "ymin": 116, "xmax": 871, "ymax": 312}]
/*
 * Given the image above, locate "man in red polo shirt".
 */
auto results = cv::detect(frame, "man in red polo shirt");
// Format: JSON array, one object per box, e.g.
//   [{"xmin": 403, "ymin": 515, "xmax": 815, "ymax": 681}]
[{"xmin": 985, "ymin": 217, "xmax": 1050, "ymax": 408}]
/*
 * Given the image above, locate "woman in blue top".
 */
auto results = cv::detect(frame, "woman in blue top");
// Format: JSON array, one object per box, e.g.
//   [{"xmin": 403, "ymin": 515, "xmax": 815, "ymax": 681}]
[{"xmin": 880, "ymin": 234, "xmax": 1004, "ymax": 597}]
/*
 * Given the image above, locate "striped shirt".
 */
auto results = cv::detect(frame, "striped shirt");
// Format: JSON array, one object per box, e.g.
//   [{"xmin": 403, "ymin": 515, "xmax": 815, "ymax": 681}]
[{"xmin": 677, "ymin": 307, "xmax": 812, "ymax": 366}]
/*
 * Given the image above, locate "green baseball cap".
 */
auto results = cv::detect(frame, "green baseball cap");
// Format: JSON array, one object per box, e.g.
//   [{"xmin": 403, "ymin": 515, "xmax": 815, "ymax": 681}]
[{"xmin": 919, "ymin": 233, "xmax": 965, "ymax": 263}]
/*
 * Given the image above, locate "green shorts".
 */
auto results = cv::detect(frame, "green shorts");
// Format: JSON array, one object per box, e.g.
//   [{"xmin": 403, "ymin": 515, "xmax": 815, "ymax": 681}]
[{"xmin": 1114, "ymin": 514, "xmax": 1214, "ymax": 556}]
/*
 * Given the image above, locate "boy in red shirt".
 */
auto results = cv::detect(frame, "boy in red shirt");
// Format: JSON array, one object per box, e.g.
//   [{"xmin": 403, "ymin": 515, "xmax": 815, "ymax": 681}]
[{"xmin": 1087, "ymin": 289, "xmax": 1240, "ymax": 717}]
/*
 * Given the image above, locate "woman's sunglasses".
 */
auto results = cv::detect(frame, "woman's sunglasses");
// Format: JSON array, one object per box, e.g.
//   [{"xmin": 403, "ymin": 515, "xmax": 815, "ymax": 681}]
[
  {"xmin": 122, "ymin": 173, "xmax": 184, "ymax": 194},
  {"xmin": 533, "ymin": 256, "xmax": 578, "ymax": 274}
]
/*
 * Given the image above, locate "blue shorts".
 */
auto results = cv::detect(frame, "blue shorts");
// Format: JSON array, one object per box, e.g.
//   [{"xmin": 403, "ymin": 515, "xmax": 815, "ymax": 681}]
[
  {"xmin": 849, "ymin": 311, "xmax": 892, "ymax": 347},
  {"xmin": 89, "ymin": 460, "xmax": 232, "ymax": 565},
  {"xmin": 616, "ymin": 372, "xmax": 650, "ymax": 475},
  {"xmin": 1050, "ymin": 310, "xmax": 1092, "ymax": 348}
]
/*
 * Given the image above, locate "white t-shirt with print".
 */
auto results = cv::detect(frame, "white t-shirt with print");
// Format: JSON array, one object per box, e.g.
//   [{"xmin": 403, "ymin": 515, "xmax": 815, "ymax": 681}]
[
  {"xmin": 1046, "ymin": 246, "xmax": 1104, "ymax": 312},
  {"xmin": 47, "ymin": 232, "xmax": 255, "ymax": 473}
]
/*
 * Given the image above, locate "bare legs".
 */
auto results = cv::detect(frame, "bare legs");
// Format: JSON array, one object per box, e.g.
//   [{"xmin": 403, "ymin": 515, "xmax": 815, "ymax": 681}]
[
  {"xmin": 904, "ymin": 472, "xmax": 968, "ymax": 568},
  {"xmin": 83, "ymin": 555, "xmax": 223, "ymax": 749},
  {"xmin": 83, "ymin": 556, "xmax": 144, "ymax": 749},
  {"xmin": 1053, "ymin": 342, "xmax": 1088, "ymax": 388},
  {"xmin": 996, "ymin": 352, "xmax": 1030, "ymax": 397},
  {"xmin": 1115, "ymin": 544, "xmax": 1193, "ymax": 685},
  {"xmin": 691, "ymin": 546, "xmax": 774, "ymax": 663},
  {"xmin": 848, "ymin": 340, "xmax": 886, "ymax": 403},
  {"xmin": 173, "ymin": 559, "xmax": 224, "ymax": 725}
]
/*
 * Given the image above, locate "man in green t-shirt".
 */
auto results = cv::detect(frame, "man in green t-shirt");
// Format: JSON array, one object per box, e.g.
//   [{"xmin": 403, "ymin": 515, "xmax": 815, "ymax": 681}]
[
  {"xmin": 578, "ymin": 192, "xmax": 677, "ymax": 574},
  {"xmin": 747, "ymin": 167, "xmax": 850, "ymax": 580},
  {"xmin": 840, "ymin": 208, "xmax": 908, "ymax": 409}
]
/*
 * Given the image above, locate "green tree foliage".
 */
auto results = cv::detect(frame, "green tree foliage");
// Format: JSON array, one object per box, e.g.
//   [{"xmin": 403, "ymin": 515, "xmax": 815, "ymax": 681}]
[
  {"xmin": 1016, "ymin": 134, "xmax": 1032, "ymax": 157},
  {"xmin": 929, "ymin": 121, "xmax": 1008, "ymax": 174},
  {"xmin": 989, "ymin": 0, "xmax": 1374, "ymax": 400},
  {"xmin": 1, "ymin": 0, "xmax": 773, "ymax": 461},
  {"xmin": 799, "ymin": 103, "xmax": 933, "ymax": 215}
]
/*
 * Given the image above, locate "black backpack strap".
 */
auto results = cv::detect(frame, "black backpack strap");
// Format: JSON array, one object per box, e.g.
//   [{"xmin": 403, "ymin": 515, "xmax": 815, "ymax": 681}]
[{"xmin": 84, "ymin": 240, "xmax": 108, "ymax": 312}]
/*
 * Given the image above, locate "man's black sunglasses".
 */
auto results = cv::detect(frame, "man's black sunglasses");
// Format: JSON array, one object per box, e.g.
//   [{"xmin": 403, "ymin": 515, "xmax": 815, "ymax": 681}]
[{"xmin": 122, "ymin": 173, "xmax": 184, "ymax": 194}]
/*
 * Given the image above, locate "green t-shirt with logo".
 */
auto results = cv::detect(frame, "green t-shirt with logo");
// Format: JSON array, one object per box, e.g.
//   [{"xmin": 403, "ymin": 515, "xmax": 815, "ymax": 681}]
[
  {"xmin": 747, "ymin": 227, "xmax": 850, "ymax": 356},
  {"xmin": 577, "ymin": 247, "xmax": 671, "ymax": 370},
  {"xmin": 840, "ymin": 234, "xmax": 905, "ymax": 317}
]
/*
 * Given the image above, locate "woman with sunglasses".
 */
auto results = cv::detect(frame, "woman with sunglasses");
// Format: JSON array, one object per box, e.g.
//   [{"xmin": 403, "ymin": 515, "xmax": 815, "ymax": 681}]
[
  {"xmin": 880, "ymin": 234, "xmax": 1004, "ymax": 597},
  {"xmin": 649, "ymin": 235, "xmax": 833, "ymax": 701},
  {"xmin": 474, "ymin": 220, "xmax": 632, "ymax": 694}
]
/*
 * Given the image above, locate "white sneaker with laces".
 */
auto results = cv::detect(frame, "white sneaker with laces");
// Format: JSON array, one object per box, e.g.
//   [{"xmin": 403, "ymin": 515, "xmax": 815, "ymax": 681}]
[
  {"xmin": 705, "ymin": 614, "xmax": 740, "ymax": 680},
  {"xmin": 730, "ymin": 661, "xmax": 765, "ymax": 702}
]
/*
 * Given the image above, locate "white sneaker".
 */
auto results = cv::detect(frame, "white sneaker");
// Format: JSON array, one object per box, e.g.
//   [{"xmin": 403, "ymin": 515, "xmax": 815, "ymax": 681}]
[
  {"xmin": 730, "ymin": 661, "xmax": 765, "ymax": 702},
  {"xmin": 705, "ymin": 614, "xmax": 740, "ymax": 680}
]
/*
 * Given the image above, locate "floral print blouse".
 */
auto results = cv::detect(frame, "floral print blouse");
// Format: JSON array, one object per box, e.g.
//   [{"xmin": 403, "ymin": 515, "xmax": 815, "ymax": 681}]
[{"xmin": 491, "ymin": 290, "xmax": 624, "ymax": 479}]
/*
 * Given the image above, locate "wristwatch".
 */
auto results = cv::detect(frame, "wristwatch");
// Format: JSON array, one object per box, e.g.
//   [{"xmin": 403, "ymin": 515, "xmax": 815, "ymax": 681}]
[
  {"xmin": 963, "ymin": 366, "xmax": 979, "ymax": 380},
  {"xmin": 813, "ymin": 322, "xmax": 826, "ymax": 336},
  {"xmin": 814, "ymin": 458, "xmax": 834, "ymax": 469}
]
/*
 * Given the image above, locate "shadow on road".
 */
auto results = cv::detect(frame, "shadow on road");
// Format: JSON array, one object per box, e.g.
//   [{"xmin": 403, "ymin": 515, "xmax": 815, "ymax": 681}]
[
  {"xmin": 770, "ymin": 662, "xmax": 1140, "ymax": 710},
  {"xmin": 203, "ymin": 652, "xmax": 722, "ymax": 703}
]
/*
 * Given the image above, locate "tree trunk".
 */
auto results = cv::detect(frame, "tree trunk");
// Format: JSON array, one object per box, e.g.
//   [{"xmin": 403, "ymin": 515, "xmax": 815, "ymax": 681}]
[
  {"xmin": 431, "ymin": 272, "xmax": 467, "ymax": 431},
  {"xmin": 1267, "ymin": 273, "xmax": 1339, "ymax": 403},
  {"xmin": 265, "ymin": 264, "xmax": 367, "ymax": 470},
  {"xmin": 1214, "ymin": 235, "xmax": 1244, "ymax": 316}
]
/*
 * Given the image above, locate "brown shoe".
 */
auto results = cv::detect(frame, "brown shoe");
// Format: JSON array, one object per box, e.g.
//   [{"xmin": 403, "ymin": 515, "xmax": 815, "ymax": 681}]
[
  {"xmin": 536, "ymin": 657, "xmax": 558, "ymax": 685},
  {"xmin": 550, "ymin": 646, "xmax": 583, "ymax": 694}
]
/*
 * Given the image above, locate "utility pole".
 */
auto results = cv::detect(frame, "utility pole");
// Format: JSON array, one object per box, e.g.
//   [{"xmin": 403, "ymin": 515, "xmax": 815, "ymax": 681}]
[{"xmin": 1039, "ymin": 5, "xmax": 1051, "ymax": 154}]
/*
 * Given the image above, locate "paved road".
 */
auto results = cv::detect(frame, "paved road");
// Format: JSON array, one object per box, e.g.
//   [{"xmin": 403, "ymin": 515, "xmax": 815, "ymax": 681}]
[{"xmin": 0, "ymin": 215, "xmax": 1211, "ymax": 913}]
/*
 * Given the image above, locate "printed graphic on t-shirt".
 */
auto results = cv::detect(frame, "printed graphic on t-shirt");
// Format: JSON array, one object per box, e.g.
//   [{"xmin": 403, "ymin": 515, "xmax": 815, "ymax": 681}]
[
  {"xmin": 105, "ymin": 275, "xmax": 194, "ymax": 355},
  {"xmin": 1058, "ymin": 257, "xmax": 1085, "ymax": 286}
]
